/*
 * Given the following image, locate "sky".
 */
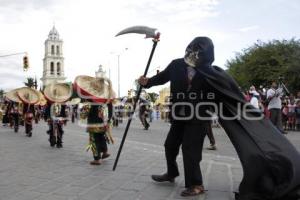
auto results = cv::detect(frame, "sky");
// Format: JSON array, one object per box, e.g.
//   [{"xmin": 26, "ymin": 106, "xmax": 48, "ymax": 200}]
[{"xmin": 0, "ymin": 0, "xmax": 299, "ymax": 96}]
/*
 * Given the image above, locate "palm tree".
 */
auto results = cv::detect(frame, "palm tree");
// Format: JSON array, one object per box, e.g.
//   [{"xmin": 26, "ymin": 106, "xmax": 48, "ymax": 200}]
[{"xmin": 24, "ymin": 77, "xmax": 34, "ymax": 88}]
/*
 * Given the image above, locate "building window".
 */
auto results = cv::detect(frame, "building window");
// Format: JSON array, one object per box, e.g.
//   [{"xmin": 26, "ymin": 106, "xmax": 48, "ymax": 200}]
[
  {"xmin": 57, "ymin": 62, "xmax": 61, "ymax": 75},
  {"xmin": 50, "ymin": 62, "xmax": 54, "ymax": 75},
  {"xmin": 51, "ymin": 45, "xmax": 55, "ymax": 55},
  {"xmin": 56, "ymin": 46, "xmax": 60, "ymax": 55}
]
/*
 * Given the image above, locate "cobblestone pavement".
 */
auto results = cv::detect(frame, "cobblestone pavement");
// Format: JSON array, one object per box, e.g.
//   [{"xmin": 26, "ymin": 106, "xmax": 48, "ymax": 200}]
[{"xmin": 0, "ymin": 119, "xmax": 299, "ymax": 200}]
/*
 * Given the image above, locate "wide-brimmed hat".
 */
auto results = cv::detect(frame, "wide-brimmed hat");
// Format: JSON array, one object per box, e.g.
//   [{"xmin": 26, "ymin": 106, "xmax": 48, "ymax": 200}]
[
  {"xmin": 74, "ymin": 75, "xmax": 115, "ymax": 103},
  {"xmin": 17, "ymin": 87, "xmax": 40, "ymax": 104},
  {"xmin": 4, "ymin": 89, "xmax": 22, "ymax": 103},
  {"xmin": 66, "ymin": 98, "xmax": 81, "ymax": 105},
  {"xmin": 44, "ymin": 83, "xmax": 73, "ymax": 103},
  {"xmin": 37, "ymin": 91, "xmax": 47, "ymax": 106}
]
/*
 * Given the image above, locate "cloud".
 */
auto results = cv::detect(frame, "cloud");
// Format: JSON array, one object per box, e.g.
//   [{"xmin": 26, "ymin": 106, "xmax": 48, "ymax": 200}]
[
  {"xmin": 0, "ymin": 0, "xmax": 66, "ymax": 23},
  {"xmin": 238, "ymin": 25, "xmax": 259, "ymax": 32},
  {"xmin": 126, "ymin": 0, "xmax": 220, "ymax": 23}
]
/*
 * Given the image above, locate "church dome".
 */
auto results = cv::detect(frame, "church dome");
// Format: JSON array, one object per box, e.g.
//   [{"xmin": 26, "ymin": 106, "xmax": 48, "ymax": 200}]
[{"xmin": 48, "ymin": 26, "xmax": 59, "ymax": 40}]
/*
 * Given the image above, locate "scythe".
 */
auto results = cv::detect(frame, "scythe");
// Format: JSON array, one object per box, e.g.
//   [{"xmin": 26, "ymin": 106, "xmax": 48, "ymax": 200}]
[{"xmin": 113, "ymin": 26, "xmax": 160, "ymax": 171}]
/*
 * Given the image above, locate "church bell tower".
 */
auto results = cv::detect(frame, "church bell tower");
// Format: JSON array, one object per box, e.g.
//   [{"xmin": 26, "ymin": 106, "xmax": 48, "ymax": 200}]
[{"xmin": 41, "ymin": 26, "xmax": 66, "ymax": 87}]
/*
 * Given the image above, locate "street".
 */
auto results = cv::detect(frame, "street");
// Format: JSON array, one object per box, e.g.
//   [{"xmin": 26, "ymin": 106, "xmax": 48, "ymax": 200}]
[{"xmin": 0, "ymin": 119, "xmax": 300, "ymax": 200}]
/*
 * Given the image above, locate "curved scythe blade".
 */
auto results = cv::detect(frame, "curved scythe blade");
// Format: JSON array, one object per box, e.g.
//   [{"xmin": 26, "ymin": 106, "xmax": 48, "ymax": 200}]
[{"xmin": 115, "ymin": 26, "xmax": 158, "ymax": 39}]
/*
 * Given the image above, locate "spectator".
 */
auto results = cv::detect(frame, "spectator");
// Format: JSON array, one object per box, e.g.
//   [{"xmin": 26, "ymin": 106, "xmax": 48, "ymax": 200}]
[
  {"xmin": 296, "ymin": 91, "xmax": 300, "ymax": 102},
  {"xmin": 249, "ymin": 90, "xmax": 260, "ymax": 109},
  {"xmin": 267, "ymin": 82, "xmax": 286, "ymax": 134},
  {"xmin": 282, "ymin": 101, "xmax": 289, "ymax": 131},
  {"xmin": 287, "ymin": 98, "xmax": 297, "ymax": 131},
  {"xmin": 295, "ymin": 100, "xmax": 300, "ymax": 131},
  {"xmin": 244, "ymin": 90, "xmax": 251, "ymax": 102}
]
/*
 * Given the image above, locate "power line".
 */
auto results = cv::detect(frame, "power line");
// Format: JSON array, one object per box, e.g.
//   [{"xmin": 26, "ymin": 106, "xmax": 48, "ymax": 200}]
[{"xmin": 0, "ymin": 52, "xmax": 27, "ymax": 58}]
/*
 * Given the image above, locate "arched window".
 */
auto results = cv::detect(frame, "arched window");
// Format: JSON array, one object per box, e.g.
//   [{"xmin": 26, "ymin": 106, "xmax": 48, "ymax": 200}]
[
  {"xmin": 50, "ymin": 62, "xmax": 54, "ymax": 75},
  {"xmin": 57, "ymin": 62, "xmax": 61, "ymax": 75},
  {"xmin": 56, "ymin": 46, "xmax": 60, "ymax": 55},
  {"xmin": 51, "ymin": 45, "xmax": 55, "ymax": 55}
]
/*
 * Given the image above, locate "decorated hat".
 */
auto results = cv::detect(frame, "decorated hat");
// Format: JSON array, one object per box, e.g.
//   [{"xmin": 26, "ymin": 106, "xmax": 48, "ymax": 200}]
[
  {"xmin": 17, "ymin": 87, "xmax": 40, "ymax": 104},
  {"xmin": 74, "ymin": 75, "xmax": 115, "ymax": 103},
  {"xmin": 4, "ymin": 89, "xmax": 22, "ymax": 103},
  {"xmin": 66, "ymin": 98, "xmax": 81, "ymax": 105},
  {"xmin": 37, "ymin": 91, "xmax": 47, "ymax": 106},
  {"xmin": 43, "ymin": 83, "xmax": 73, "ymax": 103}
]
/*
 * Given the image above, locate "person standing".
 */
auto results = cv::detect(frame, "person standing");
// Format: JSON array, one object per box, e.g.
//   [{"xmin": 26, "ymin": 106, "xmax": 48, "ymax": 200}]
[
  {"xmin": 249, "ymin": 90, "xmax": 260, "ymax": 109},
  {"xmin": 86, "ymin": 104, "xmax": 111, "ymax": 165},
  {"xmin": 287, "ymin": 98, "xmax": 296, "ymax": 131},
  {"xmin": 206, "ymin": 122, "xmax": 217, "ymax": 150},
  {"xmin": 295, "ymin": 100, "xmax": 300, "ymax": 131},
  {"xmin": 138, "ymin": 37, "xmax": 216, "ymax": 196},
  {"xmin": 139, "ymin": 101, "xmax": 150, "ymax": 130},
  {"xmin": 74, "ymin": 75, "xmax": 115, "ymax": 165},
  {"xmin": 2, "ymin": 101, "xmax": 10, "ymax": 126},
  {"xmin": 45, "ymin": 103, "xmax": 67, "ymax": 148},
  {"xmin": 267, "ymin": 82, "xmax": 286, "ymax": 134}
]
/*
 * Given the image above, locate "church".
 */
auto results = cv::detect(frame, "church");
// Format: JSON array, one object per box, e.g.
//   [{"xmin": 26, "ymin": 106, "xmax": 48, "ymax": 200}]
[{"xmin": 40, "ymin": 26, "xmax": 66, "ymax": 87}]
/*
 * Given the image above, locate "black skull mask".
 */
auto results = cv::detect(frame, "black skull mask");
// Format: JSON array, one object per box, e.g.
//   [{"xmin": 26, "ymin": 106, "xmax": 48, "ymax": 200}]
[{"xmin": 184, "ymin": 37, "xmax": 214, "ymax": 67}]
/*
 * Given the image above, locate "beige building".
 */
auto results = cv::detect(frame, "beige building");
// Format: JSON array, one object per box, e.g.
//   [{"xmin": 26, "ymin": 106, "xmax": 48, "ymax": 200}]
[{"xmin": 155, "ymin": 87, "xmax": 170, "ymax": 105}]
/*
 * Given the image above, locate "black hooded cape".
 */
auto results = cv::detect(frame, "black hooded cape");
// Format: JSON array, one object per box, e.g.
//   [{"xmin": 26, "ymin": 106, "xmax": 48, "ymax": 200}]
[
  {"xmin": 185, "ymin": 36, "xmax": 300, "ymax": 200},
  {"xmin": 196, "ymin": 65, "xmax": 300, "ymax": 200},
  {"xmin": 147, "ymin": 36, "xmax": 300, "ymax": 199}
]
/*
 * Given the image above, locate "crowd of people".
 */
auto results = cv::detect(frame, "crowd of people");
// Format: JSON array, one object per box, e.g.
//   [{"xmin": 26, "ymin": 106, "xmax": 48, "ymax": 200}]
[{"xmin": 243, "ymin": 83, "xmax": 300, "ymax": 132}]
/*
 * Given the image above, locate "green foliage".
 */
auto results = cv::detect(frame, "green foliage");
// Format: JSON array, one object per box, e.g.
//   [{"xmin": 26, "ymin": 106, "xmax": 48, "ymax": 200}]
[
  {"xmin": 24, "ymin": 77, "xmax": 35, "ymax": 88},
  {"xmin": 0, "ymin": 89, "xmax": 4, "ymax": 101},
  {"xmin": 147, "ymin": 92, "xmax": 159, "ymax": 103},
  {"xmin": 226, "ymin": 39, "xmax": 300, "ymax": 93}
]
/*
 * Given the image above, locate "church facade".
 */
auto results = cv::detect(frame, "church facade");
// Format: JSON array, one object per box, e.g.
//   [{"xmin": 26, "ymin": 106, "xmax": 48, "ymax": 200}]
[{"xmin": 41, "ymin": 26, "xmax": 66, "ymax": 87}]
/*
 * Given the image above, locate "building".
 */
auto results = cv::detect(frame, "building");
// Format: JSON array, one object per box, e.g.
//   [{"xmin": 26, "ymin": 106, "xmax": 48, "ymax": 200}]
[
  {"xmin": 95, "ymin": 65, "xmax": 107, "ymax": 78},
  {"xmin": 155, "ymin": 87, "xmax": 170, "ymax": 105},
  {"xmin": 41, "ymin": 26, "xmax": 66, "ymax": 87}
]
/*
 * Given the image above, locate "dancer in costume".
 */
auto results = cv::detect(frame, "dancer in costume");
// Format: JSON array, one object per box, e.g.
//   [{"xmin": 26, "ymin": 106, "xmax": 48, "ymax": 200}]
[
  {"xmin": 74, "ymin": 75, "xmax": 115, "ymax": 165},
  {"xmin": 16, "ymin": 87, "xmax": 40, "ymax": 137},
  {"xmin": 139, "ymin": 37, "xmax": 300, "ymax": 199},
  {"xmin": 43, "ymin": 83, "xmax": 72, "ymax": 148}
]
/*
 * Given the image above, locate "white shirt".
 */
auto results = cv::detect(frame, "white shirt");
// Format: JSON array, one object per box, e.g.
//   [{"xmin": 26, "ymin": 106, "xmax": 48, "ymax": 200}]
[
  {"xmin": 250, "ymin": 96, "xmax": 259, "ymax": 109},
  {"xmin": 267, "ymin": 88, "xmax": 282, "ymax": 109}
]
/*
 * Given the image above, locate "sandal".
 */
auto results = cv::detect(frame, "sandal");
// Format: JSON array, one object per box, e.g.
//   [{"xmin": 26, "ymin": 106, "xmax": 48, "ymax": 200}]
[
  {"xmin": 90, "ymin": 160, "xmax": 101, "ymax": 165},
  {"xmin": 181, "ymin": 185, "xmax": 205, "ymax": 197},
  {"xmin": 102, "ymin": 152, "xmax": 110, "ymax": 159}
]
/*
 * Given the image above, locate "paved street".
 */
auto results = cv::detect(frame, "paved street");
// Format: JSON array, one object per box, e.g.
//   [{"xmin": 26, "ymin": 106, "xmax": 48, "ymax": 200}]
[{"xmin": 1, "ymin": 119, "xmax": 300, "ymax": 200}]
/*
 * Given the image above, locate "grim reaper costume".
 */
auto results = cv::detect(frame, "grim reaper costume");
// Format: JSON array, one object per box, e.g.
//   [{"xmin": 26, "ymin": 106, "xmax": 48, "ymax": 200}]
[
  {"xmin": 189, "ymin": 37, "xmax": 300, "ymax": 200},
  {"xmin": 145, "ymin": 37, "xmax": 300, "ymax": 200}
]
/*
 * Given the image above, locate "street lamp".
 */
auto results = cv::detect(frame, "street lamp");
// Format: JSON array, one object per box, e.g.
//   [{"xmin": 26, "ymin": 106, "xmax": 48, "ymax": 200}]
[{"xmin": 111, "ymin": 48, "xmax": 128, "ymax": 98}]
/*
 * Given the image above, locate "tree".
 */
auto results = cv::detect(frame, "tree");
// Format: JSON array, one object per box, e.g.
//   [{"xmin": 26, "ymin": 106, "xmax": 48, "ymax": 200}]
[
  {"xmin": 226, "ymin": 39, "xmax": 300, "ymax": 93},
  {"xmin": 24, "ymin": 77, "xmax": 35, "ymax": 88},
  {"xmin": 0, "ymin": 89, "xmax": 4, "ymax": 101},
  {"xmin": 147, "ymin": 92, "xmax": 159, "ymax": 103}
]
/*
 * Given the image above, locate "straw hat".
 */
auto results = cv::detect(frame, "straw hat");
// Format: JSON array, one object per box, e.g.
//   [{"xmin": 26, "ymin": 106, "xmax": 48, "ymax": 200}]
[
  {"xmin": 74, "ymin": 75, "xmax": 115, "ymax": 103},
  {"xmin": 17, "ymin": 87, "xmax": 40, "ymax": 104},
  {"xmin": 66, "ymin": 98, "xmax": 81, "ymax": 105},
  {"xmin": 44, "ymin": 83, "xmax": 73, "ymax": 103},
  {"xmin": 4, "ymin": 89, "xmax": 22, "ymax": 103},
  {"xmin": 37, "ymin": 91, "xmax": 47, "ymax": 106}
]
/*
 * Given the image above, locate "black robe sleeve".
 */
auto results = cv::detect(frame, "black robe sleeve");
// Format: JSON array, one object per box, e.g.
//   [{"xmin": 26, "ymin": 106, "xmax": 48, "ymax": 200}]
[
  {"xmin": 144, "ymin": 61, "xmax": 173, "ymax": 88},
  {"xmin": 196, "ymin": 66, "xmax": 300, "ymax": 200}
]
